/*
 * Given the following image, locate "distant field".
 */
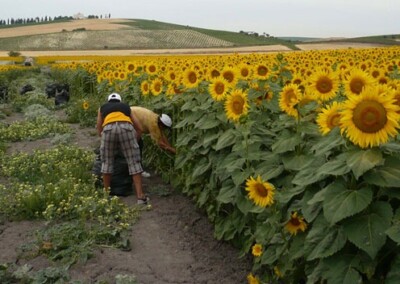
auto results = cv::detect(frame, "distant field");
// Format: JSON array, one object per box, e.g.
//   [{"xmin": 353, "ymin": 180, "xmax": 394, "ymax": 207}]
[{"xmin": 0, "ymin": 18, "xmax": 395, "ymax": 55}]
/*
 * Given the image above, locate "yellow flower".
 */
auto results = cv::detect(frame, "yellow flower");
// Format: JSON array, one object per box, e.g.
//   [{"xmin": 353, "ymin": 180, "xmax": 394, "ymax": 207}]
[
  {"xmin": 150, "ymin": 78, "xmax": 163, "ymax": 96},
  {"xmin": 251, "ymin": 243, "xmax": 263, "ymax": 257},
  {"xmin": 247, "ymin": 273, "xmax": 260, "ymax": 284},
  {"xmin": 140, "ymin": 80, "xmax": 150, "ymax": 96},
  {"xmin": 82, "ymin": 101, "xmax": 89, "ymax": 110},
  {"xmin": 340, "ymin": 85, "xmax": 400, "ymax": 148},
  {"xmin": 245, "ymin": 175, "xmax": 275, "ymax": 207},
  {"xmin": 343, "ymin": 68, "xmax": 376, "ymax": 96},
  {"xmin": 316, "ymin": 101, "xmax": 343, "ymax": 135},
  {"xmin": 182, "ymin": 68, "xmax": 200, "ymax": 89},
  {"xmin": 221, "ymin": 66, "xmax": 239, "ymax": 87},
  {"xmin": 208, "ymin": 78, "xmax": 229, "ymax": 101},
  {"xmin": 253, "ymin": 63, "xmax": 269, "ymax": 80},
  {"xmin": 308, "ymin": 68, "xmax": 340, "ymax": 102},
  {"xmin": 279, "ymin": 83, "xmax": 301, "ymax": 118},
  {"xmin": 285, "ymin": 211, "xmax": 307, "ymax": 235},
  {"xmin": 274, "ymin": 266, "xmax": 282, "ymax": 278},
  {"xmin": 224, "ymin": 89, "xmax": 249, "ymax": 122}
]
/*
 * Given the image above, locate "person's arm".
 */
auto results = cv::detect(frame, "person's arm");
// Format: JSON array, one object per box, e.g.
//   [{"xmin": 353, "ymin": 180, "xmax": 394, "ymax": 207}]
[
  {"xmin": 158, "ymin": 132, "xmax": 176, "ymax": 154},
  {"xmin": 96, "ymin": 109, "xmax": 103, "ymax": 136},
  {"xmin": 130, "ymin": 112, "xmax": 142, "ymax": 139}
]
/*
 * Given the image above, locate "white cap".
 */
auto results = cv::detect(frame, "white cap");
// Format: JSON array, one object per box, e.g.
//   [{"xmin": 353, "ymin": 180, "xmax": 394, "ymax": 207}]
[
  {"xmin": 159, "ymin": 114, "xmax": 172, "ymax": 128},
  {"xmin": 108, "ymin": 93, "xmax": 121, "ymax": 102}
]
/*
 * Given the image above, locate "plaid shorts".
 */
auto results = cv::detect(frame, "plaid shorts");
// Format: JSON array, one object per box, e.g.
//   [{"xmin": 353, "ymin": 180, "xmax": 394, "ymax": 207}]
[{"xmin": 100, "ymin": 122, "xmax": 143, "ymax": 175}]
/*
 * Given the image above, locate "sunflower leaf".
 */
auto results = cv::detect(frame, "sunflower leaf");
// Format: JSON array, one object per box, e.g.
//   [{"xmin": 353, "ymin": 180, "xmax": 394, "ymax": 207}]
[
  {"xmin": 304, "ymin": 214, "xmax": 347, "ymax": 261},
  {"xmin": 363, "ymin": 156, "xmax": 400, "ymax": 188},
  {"xmin": 310, "ymin": 128, "xmax": 344, "ymax": 156},
  {"xmin": 386, "ymin": 255, "xmax": 400, "ymax": 284},
  {"xmin": 343, "ymin": 201, "xmax": 392, "ymax": 259},
  {"xmin": 386, "ymin": 225, "xmax": 400, "ymax": 244},
  {"xmin": 323, "ymin": 183, "xmax": 373, "ymax": 225},
  {"xmin": 346, "ymin": 149, "xmax": 384, "ymax": 179},
  {"xmin": 271, "ymin": 133, "xmax": 302, "ymax": 154},
  {"xmin": 214, "ymin": 129, "xmax": 239, "ymax": 151},
  {"xmin": 321, "ymin": 254, "xmax": 362, "ymax": 284}
]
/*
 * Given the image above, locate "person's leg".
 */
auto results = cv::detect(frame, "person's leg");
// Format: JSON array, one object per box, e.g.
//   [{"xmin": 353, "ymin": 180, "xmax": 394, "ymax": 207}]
[
  {"xmin": 132, "ymin": 173, "xmax": 145, "ymax": 199},
  {"xmin": 102, "ymin": 173, "xmax": 112, "ymax": 192},
  {"xmin": 118, "ymin": 124, "xmax": 145, "ymax": 200},
  {"xmin": 100, "ymin": 124, "xmax": 116, "ymax": 193},
  {"xmin": 138, "ymin": 138, "xmax": 151, "ymax": 177}
]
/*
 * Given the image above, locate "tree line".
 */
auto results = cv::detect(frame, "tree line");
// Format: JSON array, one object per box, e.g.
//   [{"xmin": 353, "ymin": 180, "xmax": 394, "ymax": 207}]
[{"xmin": 0, "ymin": 14, "xmax": 110, "ymax": 26}]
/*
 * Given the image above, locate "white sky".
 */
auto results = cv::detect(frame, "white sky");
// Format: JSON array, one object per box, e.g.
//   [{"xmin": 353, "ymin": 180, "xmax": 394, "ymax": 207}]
[{"xmin": 1, "ymin": 0, "xmax": 399, "ymax": 38}]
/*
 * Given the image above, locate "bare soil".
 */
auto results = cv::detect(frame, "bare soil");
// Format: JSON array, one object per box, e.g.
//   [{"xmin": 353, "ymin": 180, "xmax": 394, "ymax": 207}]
[{"xmin": 0, "ymin": 110, "xmax": 252, "ymax": 283}]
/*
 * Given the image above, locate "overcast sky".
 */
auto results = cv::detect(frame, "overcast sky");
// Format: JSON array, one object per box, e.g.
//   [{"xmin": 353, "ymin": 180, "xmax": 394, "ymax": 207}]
[{"xmin": 1, "ymin": 0, "xmax": 399, "ymax": 38}]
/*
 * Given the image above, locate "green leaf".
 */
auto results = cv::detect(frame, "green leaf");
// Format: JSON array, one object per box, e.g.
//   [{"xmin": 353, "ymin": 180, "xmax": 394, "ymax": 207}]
[
  {"xmin": 322, "ymin": 254, "xmax": 362, "ymax": 284},
  {"xmin": 302, "ymin": 188, "xmax": 324, "ymax": 223},
  {"xmin": 292, "ymin": 159, "xmax": 327, "ymax": 186},
  {"xmin": 276, "ymin": 185, "xmax": 305, "ymax": 204},
  {"xmin": 386, "ymin": 225, "xmax": 400, "ymax": 244},
  {"xmin": 311, "ymin": 128, "xmax": 344, "ymax": 156},
  {"xmin": 271, "ymin": 133, "xmax": 302, "ymax": 154},
  {"xmin": 323, "ymin": 184, "xmax": 373, "ymax": 225},
  {"xmin": 317, "ymin": 156, "xmax": 351, "ymax": 176},
  {"xmin": 304, "ymin": 214, "xmax": 347, "ymax": 261},
  {"xmin": 194, "ymin": 114, "xmax": 221, "ymax": 129},
  {"xmin": 282, "ymin": 153, "xmax": 315, "ymax": 171},
  {"xmin": 363, "ymin": 156, "xmax": 400, "ymax": 188},
  {"xmin": 214, "ymin": 129, "xmax": 238, "ymax": 151},
  {"xmin": 191, "ymin": 158, "xmax": 211, "ymax": 178},
  {"xmin": 216, "ymin": 184, "xmax": 237, "ymax": 204},
  {"xmin": 386, "ymin": 255, "xmax": 400, "ymax": 284},
  {"xmin": 343, "ymin": 202, "xmax": 393, "ymax": 259},
  {"xmin": 346, "ymin": 149, "xmax": 384, "ymax": 179}
]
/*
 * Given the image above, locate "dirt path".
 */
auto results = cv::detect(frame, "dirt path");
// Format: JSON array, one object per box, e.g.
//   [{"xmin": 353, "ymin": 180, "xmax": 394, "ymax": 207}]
[{"xmin": 0, "ymin": 111, "xmax": 252, "ymax": 283}]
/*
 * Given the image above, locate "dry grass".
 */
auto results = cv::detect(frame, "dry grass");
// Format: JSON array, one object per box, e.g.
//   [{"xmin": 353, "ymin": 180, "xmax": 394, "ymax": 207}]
[
  {"xmin": 0, "ymin": 19, "xmax": 135, "ymax": 38},
  {"xmin": 0, "ymin": 18, "xmax": 384, "ymax": 56}
]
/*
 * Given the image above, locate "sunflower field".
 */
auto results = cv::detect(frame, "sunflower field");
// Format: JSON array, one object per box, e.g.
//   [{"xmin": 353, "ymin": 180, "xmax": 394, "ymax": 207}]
[{"xmin": 2, "ymin": 46, "xmax": 400, "ymax": 283}]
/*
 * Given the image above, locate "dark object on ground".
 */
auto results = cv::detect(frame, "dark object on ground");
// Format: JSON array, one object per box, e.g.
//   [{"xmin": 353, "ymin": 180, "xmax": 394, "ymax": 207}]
[
  {"xmin": 92, "ymin": 148, "xmax": 133, "ymax": 196},
  {"xmin": 0, "ymin": 85, "xmax": 8, "ymax": 101},
  {"xmin": 19, "ymin": 84, "xmax": 35, "ymax": 95},
  {"xmin": 45, "ymin": 83, "xmax": 70, "ymax": 98},
  {"xmin": 54, "ymin": 89, "xmax": 70, "ymax": 106}
]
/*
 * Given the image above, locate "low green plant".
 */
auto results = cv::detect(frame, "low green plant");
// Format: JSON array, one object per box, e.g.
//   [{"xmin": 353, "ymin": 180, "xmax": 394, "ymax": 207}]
[{"xmin": 0, "ymin": 116, "xmax": 70, "ymax": 142}]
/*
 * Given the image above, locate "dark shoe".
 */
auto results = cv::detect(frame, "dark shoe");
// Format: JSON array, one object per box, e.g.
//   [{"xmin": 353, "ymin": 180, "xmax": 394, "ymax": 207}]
[{"xmin": 137, "ymin": 195, "xmax": 150, "ymax": 205}]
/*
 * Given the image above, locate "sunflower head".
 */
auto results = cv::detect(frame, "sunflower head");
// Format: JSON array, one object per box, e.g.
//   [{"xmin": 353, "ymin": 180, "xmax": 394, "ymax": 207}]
[
  {"xmin": 340, "ymin": 85, "xmax": 400, "ymax": 148},
  {"xmin": 316, "ymin": 101, "xmax": 343, "ymax": 135},
  {"xmin": 344, "ymin": 68, "xmax": 376, "ymax": 96},
  {"xmin": 279, "ymin": 83, "xmax": 301, "ymax": 118},
  {"xmin": 285, "ymin": 211, "xmax": 307, "ymax": 235},
  {"xmin": 82, "ymin": 101, "xmax": 89, "ymax": 111},
  {"xmin": 209, "ymin": 78, "xmax": 229, "ymax": 101},
  {"xmin": 251, "ymin": 243, "xmax": 263, "ymax": 257},
  {"xmin": 247, "ymin": 273, "xmax": 260, "ymax": 284},
  {"xmin": 224, "ymin": 89, "xmax": 249, "ymax": 122},
  {"xmin": 245, "ymin": 175, "xmax": 275, "ymax": 207}
]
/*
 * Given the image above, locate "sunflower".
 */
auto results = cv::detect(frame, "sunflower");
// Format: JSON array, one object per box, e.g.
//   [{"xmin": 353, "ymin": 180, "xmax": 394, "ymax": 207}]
[
  {"xmin": 224, "ymin": 89, "xmax": 249, "ymax": 122},
  {"xmin": 279, "ymin": 83, "xmax": 301, "ymax": 118},
  {"xmin": 209, "ymin": 78, "xmax": 229, "ymax": 101},
  {"xmin": 253, "ymin": 63, "xmax": 269, "ymax": 80},
  {"xmin": 221, "ymin": 66, "xmax": 239, "ymax": 87},
  {"xmin": 316, "ymin": 101, "xmax": 343, "ymax": 135},
  {"xmin": 140, "ymin": 80, "xmax": 150, "ymax": 96},
  {"xmin": 340, "ymin": 85, "xmax": 400, "ymax": 148},
  {"xmin": 182, "ymin": 68, "xmax": 200, "ymax": 89},
  {"xmin": 247, "ymin": 273, "xmax": 260, "ymax": 284},
  {"xmin": 308, "ymin": 68, "xmax": 340, "ymax": 101},
  {"xmin": 146, "ymin": 62, "xmax": 158, "ymax": 75},
  {"xmin": 285, "ymin": 211, "xmax": 307, "ymax": 235},
  {"xmin": 82, "ymin": 101, "xmax": 89, "ymax": 111},
  {"xmin": 251, "ymin": 243, "xmax": 263, "ymax": 257},
  {"xmin": 343, "ymin": 68, "xmax": 376, "ymax": 96},
  {"xmin": 238, "ymin": 63, "xmax": 252, "ymax": 80},
  {"xmin": 245, "ymin": 175, "xmax": 275, "ymax": 207},
  {"xmin": 150, "ymin": 78, "xmax": 163, "ymax": 96}
]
